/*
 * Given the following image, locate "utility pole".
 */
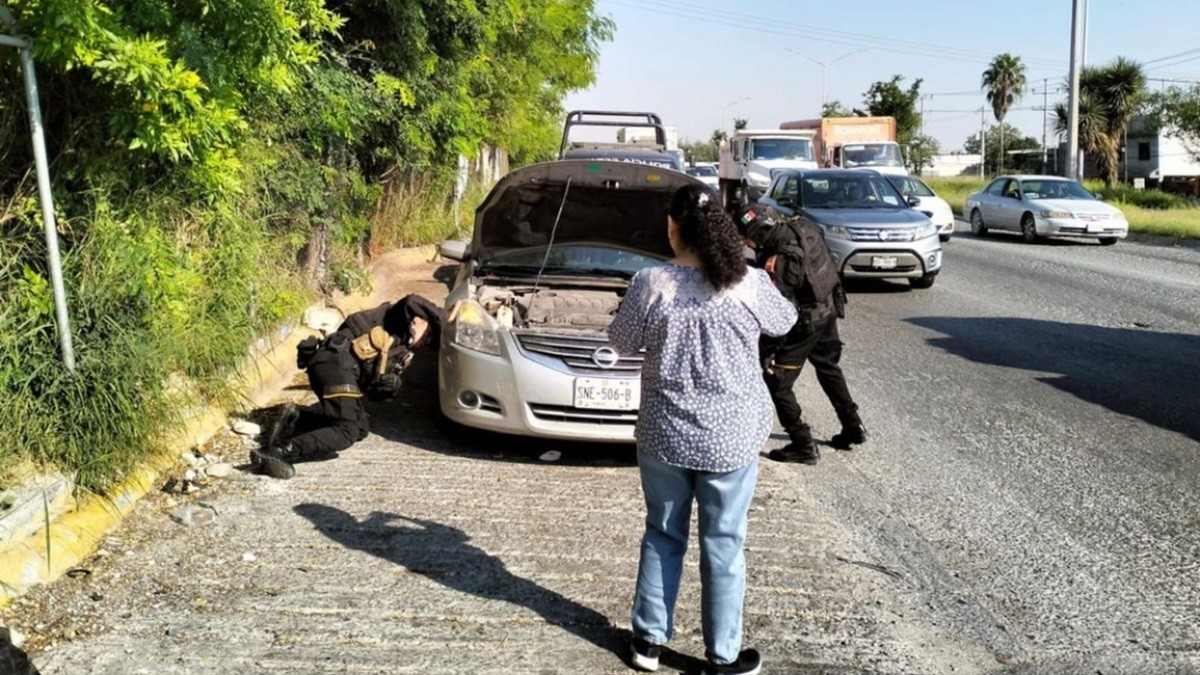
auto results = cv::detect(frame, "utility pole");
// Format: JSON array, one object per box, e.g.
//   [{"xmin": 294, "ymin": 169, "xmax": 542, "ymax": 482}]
[
  {"xmin": 980, "ymin": 105, "xmax": 987, "ymax": 179},
  {"xmin": 1066, "ymin": 0, "xmax": 1084, "ymax": 180},
  {"xmin": 1042, "ymin": 78, "xmax": 1049, "ymax": 173},
  {"xmin": 920, "ymin": 95, "xmax": 926, "ymax": 136}
]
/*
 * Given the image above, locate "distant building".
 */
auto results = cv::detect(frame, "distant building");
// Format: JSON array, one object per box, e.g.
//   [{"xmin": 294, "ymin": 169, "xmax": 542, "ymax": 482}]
[
  {"xmin": 924, "ymin": 153, "xmax": 982, "ymax": 177},
  {"xmin": 1060, "ymin": 115, "xmax": 1200, "ymax": 192}
]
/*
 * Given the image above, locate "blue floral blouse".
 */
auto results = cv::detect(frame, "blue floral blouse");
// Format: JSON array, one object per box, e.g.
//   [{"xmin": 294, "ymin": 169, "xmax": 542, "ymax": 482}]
[{"xmin": 608, "ymin": 264, "xmax": 797, "ymax": 472}]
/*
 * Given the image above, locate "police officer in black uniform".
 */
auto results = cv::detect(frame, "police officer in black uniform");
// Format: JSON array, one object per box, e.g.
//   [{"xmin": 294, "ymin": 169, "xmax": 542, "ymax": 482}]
[
  {"xmin": 252, "ymin": 294, "xmax": 444, "ymax": 479},
  {"xmin": 737, "ymin": 204, "xmax": 868, "ymax": 465}
]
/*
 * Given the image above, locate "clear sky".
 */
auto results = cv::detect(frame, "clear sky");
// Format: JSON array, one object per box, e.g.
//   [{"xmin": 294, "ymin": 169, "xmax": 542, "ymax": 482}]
[{"xmin": 564, "ymin": 0, "xmax": 1200, "ymax": 152}]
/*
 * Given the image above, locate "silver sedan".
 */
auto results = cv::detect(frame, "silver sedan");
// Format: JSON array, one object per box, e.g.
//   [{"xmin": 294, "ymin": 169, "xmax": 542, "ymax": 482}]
[{"xmin": 964, "ymin": 175, "xmax": 1129, "ymax": 245}]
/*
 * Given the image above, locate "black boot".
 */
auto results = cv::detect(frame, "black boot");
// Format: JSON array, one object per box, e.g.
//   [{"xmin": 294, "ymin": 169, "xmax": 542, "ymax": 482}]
[
  {"xmin": 829, "ymin": 423, "xmax": 868, "ymax": 450},
  {"xmin": 251, "ymin": 444, "xmax": 297, "ymax": 480},
  {"xmin": 768, "ymin": 438, "xmax": 820, "ymax": 465}
]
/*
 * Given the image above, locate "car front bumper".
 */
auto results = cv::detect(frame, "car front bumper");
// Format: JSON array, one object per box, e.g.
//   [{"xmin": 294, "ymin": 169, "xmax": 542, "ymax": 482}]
[
  {"xmin": 826, "ymin": 235, "xmax": 943, "ymax": 279},
  {"xmin": 439, "ymin": 333, "xmax": 638, "ymax": 443},
  {"xmin": 1036, "ymin": 216, "xmax": 1129, "ymax": 239}
]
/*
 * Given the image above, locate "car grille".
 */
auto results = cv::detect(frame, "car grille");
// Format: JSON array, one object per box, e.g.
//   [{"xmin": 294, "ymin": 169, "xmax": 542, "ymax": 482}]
[
  {"xmin": 848, "ymin": 227, "xmax": 918, "ymax": 242},
  {"xmin": 1077, "ymin": 213, "xmax": 1111, "ymax": 222},
  {"xmin": 514, "ymin": 331, "xmax": 643, "ymax": 374},
  {"xmin": 529, "ymin": 403, "xmax": 638, "ymax": 425}
]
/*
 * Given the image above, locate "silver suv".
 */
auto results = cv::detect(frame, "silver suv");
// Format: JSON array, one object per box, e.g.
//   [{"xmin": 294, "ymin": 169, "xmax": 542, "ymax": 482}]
[{"xmin": 759, "ymin": 169, "xmax": 943, "ymax": 289}]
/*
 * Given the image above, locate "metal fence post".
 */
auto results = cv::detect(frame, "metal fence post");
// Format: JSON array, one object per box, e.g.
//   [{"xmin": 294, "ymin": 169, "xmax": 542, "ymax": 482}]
[{"xmin": 1, "ymin": 9, "xmax": 76, "ymax": 372}]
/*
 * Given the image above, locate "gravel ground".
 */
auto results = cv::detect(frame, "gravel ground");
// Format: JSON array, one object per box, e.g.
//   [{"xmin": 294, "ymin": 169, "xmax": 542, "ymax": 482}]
[{"xmin": 4, "ymin": 227, "xmax": 1199, "ymax": 674}]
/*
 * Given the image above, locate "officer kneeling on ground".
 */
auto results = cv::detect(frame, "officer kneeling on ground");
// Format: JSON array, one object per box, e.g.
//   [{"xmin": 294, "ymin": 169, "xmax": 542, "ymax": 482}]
[
  {"xmin": 737, "ymin": 204, "xmax": 868, "ymax": 465},
  {"xmin": 252, "ymin": 294, "xmax": 444, "ymax": 480}
]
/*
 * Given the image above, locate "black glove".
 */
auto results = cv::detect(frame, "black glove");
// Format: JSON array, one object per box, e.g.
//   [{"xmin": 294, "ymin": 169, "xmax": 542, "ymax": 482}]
[
  {"xmin": 296, "ymin": 336, "xmax": 321, "ymax": 369},
  {"xmin": 366, "ymin": 372, "xmax": 403, "ymax": 402}
]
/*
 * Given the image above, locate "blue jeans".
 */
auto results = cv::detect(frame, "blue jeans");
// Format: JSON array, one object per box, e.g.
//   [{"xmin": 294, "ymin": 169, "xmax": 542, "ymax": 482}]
[{"xmin": 630, "ymin": 451, "xmax": 759, "ymax": 664}]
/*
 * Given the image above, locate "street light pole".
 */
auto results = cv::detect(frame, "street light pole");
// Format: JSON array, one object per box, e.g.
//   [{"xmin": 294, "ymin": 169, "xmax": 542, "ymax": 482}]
[
  {"xmin": 784, "ymin": 48, "xmax": 866, "ymax": 107},
  {"xmin": 1066, "ymin": 0, "xmax": 1084, "ymax": 180},
  {"xmin": 720, "ymin": 96, "xmax": 752, "ymax": 133}
]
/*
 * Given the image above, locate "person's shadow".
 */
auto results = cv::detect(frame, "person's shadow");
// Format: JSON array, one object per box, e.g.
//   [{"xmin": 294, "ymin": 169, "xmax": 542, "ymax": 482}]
[{"xmin": 293, "ymin": 504, "xmax": 676, "ymax": 668}]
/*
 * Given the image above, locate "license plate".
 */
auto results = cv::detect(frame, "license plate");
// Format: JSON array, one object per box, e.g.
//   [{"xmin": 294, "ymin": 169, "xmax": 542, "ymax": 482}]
[
  {"xmin": 871, "ymin": 256, "xmax": 898, "ymax": 270},
  {"xmin": 1087, "ymin": 222, "xmax": 1106, "ymax": 233},
  {"xmin": 574, "ymin": 378, "xmax": 640, "ymax": 410}
]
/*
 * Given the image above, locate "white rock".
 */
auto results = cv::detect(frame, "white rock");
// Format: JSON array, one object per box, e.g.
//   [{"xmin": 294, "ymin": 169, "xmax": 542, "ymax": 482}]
[
  {"xmin": 241, "ymin": 552, "xmax": 258, "ymax": 563},
  {"xmin": 539, "ymin": 450, "xmax": 562, "ymax": 462},
  {"xmin": 232, "ymin": 419, "xmax": 261, "ymax": 437},
  {"xmin": 303, "ymin": 306, "xmax": 345, "ymax": 335},
  {"xmin": 8, "ymin": 627, "xmax": 24, "ymax": 648},
  {"xmin": 183, "ymin": 470, "xmax": 196, "ymax": 482},
  {"xmin": 171, "ymin": 505, "xmax": 216, "ymax": 527},
  {"xmin": 206, "ymin": 463, "xmax": 234, "ymax": 478}
]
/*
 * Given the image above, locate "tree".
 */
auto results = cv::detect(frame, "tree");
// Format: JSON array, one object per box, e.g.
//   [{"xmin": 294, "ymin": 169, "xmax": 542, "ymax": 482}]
[
  {"xmin": 1150, "ymin": 85, "xmax": 1200, "ymax": 160},
  {"xmin": 822, "ymin": 100, "xmax": 852, "ymax": 117},
  {"xmin": 1055, "ymin": 57, "xmax": 1147, "ymax": 186},
  {"xmin": 681, "ymin": 139, "xmax": 718, "ymax": 163},
  {"xmin": 711, "ymin": 129, "xmax": 729, "ymax": 146},
  {"xmin": 981, "ymin": 53, "xmax": 1027, "ymax": 174},
  {"xmin": 733, "ymin": 118, "xmax": 748, "ymax": 131},
  {"xmin": 964, "ymin": 123, "xmax": 1042, "ymax": 175},
  {"xmin": 907, "ymin": 134, "xmax": 941, "ymax": 175},
  {"xmin": 859, "ymin": 75, "xmax": 923, "ymax": 147}
]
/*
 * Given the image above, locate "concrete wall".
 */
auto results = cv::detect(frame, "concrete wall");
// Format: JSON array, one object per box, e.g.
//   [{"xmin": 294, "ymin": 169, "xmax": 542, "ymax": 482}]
[{"xmin": 924, "ymin": 153, "xmax": 982, "ymax": 177}]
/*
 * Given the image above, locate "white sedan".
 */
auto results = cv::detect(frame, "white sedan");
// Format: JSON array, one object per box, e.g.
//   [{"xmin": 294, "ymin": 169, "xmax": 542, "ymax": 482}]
[
  {"xmin": 886, "ymin": 174, "xmax": 956, "ymax": 242},
  {"xmin": 964, "ymin": 175, "xmax": 1129, "ymax": 245}
]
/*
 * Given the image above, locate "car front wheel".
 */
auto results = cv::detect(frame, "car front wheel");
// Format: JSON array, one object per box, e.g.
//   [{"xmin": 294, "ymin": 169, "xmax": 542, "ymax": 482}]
[
  {"xmin": 909, "ymin": 273, "xmax": 937, "ymax": 289},
  {"xmin": 1021, "ymin": 213, "xmax": 1041, "ymax": 243},
  {"xmin": 970, "ymin": 209, "xmax": 988, "ymax": 236}
]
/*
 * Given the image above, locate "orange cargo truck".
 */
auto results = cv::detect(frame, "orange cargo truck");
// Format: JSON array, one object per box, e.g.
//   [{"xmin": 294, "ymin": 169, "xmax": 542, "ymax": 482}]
[{"xmin": 780, "ymin": 117, "xmax": 906, "ymax": 175}]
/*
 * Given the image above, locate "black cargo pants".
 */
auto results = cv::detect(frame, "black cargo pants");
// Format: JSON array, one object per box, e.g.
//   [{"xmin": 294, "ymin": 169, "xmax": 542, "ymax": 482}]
[
  {"xmin": 288, "ymin": 345, "xmax": 370, "ymax": 462},
  {"xmin": 763, "ymin": 315, "xmax": 861, "ymax": 445}
]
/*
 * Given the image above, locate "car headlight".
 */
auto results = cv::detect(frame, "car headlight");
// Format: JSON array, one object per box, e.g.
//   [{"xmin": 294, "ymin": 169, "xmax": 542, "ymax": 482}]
[
  {"xmin": 825, "ymin": 225, "xmax": 853, "ymax": 240},
  {"xmin": 916, "ymin": 222, "xmax": 938, "ymax": 239},
  {"xmin": 1040, "ymin": 209, "xmax": 1072, "ymax": 219},
  {"xmin": 453, "ymin": 300, "xmax": 502, "ymax": 355}
]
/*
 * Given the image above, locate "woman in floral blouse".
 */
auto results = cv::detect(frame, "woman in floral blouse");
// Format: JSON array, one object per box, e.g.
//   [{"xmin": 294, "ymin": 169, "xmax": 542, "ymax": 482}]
[{"xmin": 610, "ymin": 184, "xmax": 797, "ymax": 675}]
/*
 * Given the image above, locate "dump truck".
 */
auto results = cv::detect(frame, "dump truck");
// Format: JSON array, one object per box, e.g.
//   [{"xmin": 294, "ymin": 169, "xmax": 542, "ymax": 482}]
[
  {"xmin": 781, "ymin": 117, "xmax": 906, "ymax": 176},
  {"xmin": 717, "ymin": 128, "xmax": 818, "ymax": 209}
]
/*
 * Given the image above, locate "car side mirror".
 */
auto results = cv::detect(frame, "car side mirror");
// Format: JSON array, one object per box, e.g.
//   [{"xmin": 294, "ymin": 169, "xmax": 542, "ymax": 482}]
[
  {"xmin": 906, "ymin": 195, "xmax": 921, "ymax": 207},
  {"xmin": 438, "ymin": 240, "xmax": 468, "ymax": 262}
]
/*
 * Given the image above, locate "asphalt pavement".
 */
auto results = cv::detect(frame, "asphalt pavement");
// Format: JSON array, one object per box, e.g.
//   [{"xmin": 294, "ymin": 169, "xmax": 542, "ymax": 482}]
[{"xmin": 10, "ymin": 226, "xmax": 1200, "ymax": 674}]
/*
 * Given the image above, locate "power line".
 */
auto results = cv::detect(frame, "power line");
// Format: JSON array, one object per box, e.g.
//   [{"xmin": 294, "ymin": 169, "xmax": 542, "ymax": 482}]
[
  {"xmin": 600, "ymin": 0, "xmax": 1065, "ymax": 68},
  {"xmin": 1143, "ymin": 47, "xmax": 1200, "ymax": 66}
]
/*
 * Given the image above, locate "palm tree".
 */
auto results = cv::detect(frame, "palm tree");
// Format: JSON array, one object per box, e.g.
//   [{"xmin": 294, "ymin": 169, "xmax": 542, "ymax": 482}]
[
  {"xmin": 982, "ymin": 53, "xmax": 1028, "ymax": 174},
  {"xmin": 1055, "ymin": 58, "xmax": 1147, "ymax": 186}
]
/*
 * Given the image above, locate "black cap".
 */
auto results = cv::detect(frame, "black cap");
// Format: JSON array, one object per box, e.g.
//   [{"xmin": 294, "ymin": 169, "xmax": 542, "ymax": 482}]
[{"xmin": 736, "ymin": 203, "xmax": 779, "ymax": 245}]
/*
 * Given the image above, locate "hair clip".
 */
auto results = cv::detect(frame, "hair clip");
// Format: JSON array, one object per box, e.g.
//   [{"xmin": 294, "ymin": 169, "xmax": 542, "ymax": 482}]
[{"xmin": 696, "ymin": 191, "xmax": 710, "ymax": 206}]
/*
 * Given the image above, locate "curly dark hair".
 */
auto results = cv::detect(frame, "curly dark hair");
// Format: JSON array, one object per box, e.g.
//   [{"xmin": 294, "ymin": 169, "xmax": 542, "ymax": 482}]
[{"xmin": 669, "ymin": 184, "xmax": 748, "ymax": 290}]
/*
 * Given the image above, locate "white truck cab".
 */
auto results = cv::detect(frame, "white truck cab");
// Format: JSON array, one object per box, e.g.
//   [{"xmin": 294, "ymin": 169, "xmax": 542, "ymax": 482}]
[{"xmin": 718, "ymin": 129, "xmax": 818, "ymax": 209}]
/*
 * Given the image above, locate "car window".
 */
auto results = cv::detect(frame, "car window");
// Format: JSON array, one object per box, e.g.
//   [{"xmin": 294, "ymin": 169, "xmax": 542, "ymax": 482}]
[
  {"xmin": 1002, "ymin": 179, "xmax": 1020, "ymax": 199},
  {"xmin": 889, "ymin": 176, "xmax": 934, "ymax": 197},
  {"xmin": 984, "ymin": 179, "xmax": 1007, "ymax": 196},
  {"xmin": 1021, "ymin": 179, "xmax": 1094, "ymax": 200},
  {"xmin": 801, "ymin": 174, "xmax": 903, "ymax": 208}
]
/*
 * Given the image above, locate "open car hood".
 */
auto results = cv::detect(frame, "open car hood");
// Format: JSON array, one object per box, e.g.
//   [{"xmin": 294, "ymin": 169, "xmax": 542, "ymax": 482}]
[{"xmin": 472, "ymin": 160, "xmax": 707, "ymax": 263}]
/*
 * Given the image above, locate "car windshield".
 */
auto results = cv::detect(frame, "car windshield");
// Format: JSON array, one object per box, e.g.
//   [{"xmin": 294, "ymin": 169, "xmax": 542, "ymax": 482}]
[
  {"xmin": 889, "ymin": 176, "xmax": 935, "ymax": 197},
  {"xmin": 842, "ymin": 143, "xmax": 903, "ymax": 168},
  {"xmin": 751, "ymin": 139, "xmax": 814, "ymax": 161},
  {"xmin": 801, "ymin": 174, "xmax": 905, "ymax": 209},
  {"xmin": 687, "ymin": 165, "xmax": 717, "ymax": 176},
  {"xmin": 1021, "ymin": 179, "xmax": 1096, "ymax": 200},
  {"xmin": 481, "ymin": 245, "xmax": 662, "ymax": 279}
]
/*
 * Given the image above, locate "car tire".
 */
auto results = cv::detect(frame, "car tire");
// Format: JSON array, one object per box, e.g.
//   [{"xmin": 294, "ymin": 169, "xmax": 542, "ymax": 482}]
[
  {"xmin": 970, "ymin": 209, "xmax": 988, "ymax": 237},
  {"xmin": 909, "ymin": 273, "xmax": 937, "ymax": 289},
  {"xmin": 939, "ymin": 234, "xmax": 951, "ymax": 242},
  {"xmin": 1098, "ymin": 236, "xmax": 1119, "ymax": 246},
  {"xmin": 1021, "ymin": 213, "xmax": 1041, "ymax": 244}
]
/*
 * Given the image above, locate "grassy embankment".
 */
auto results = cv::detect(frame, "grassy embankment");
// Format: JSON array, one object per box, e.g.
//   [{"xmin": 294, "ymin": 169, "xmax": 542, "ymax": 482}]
[{"xmin": 925, "ymin": 176, "xmax": 1200, "ymax": 239}]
